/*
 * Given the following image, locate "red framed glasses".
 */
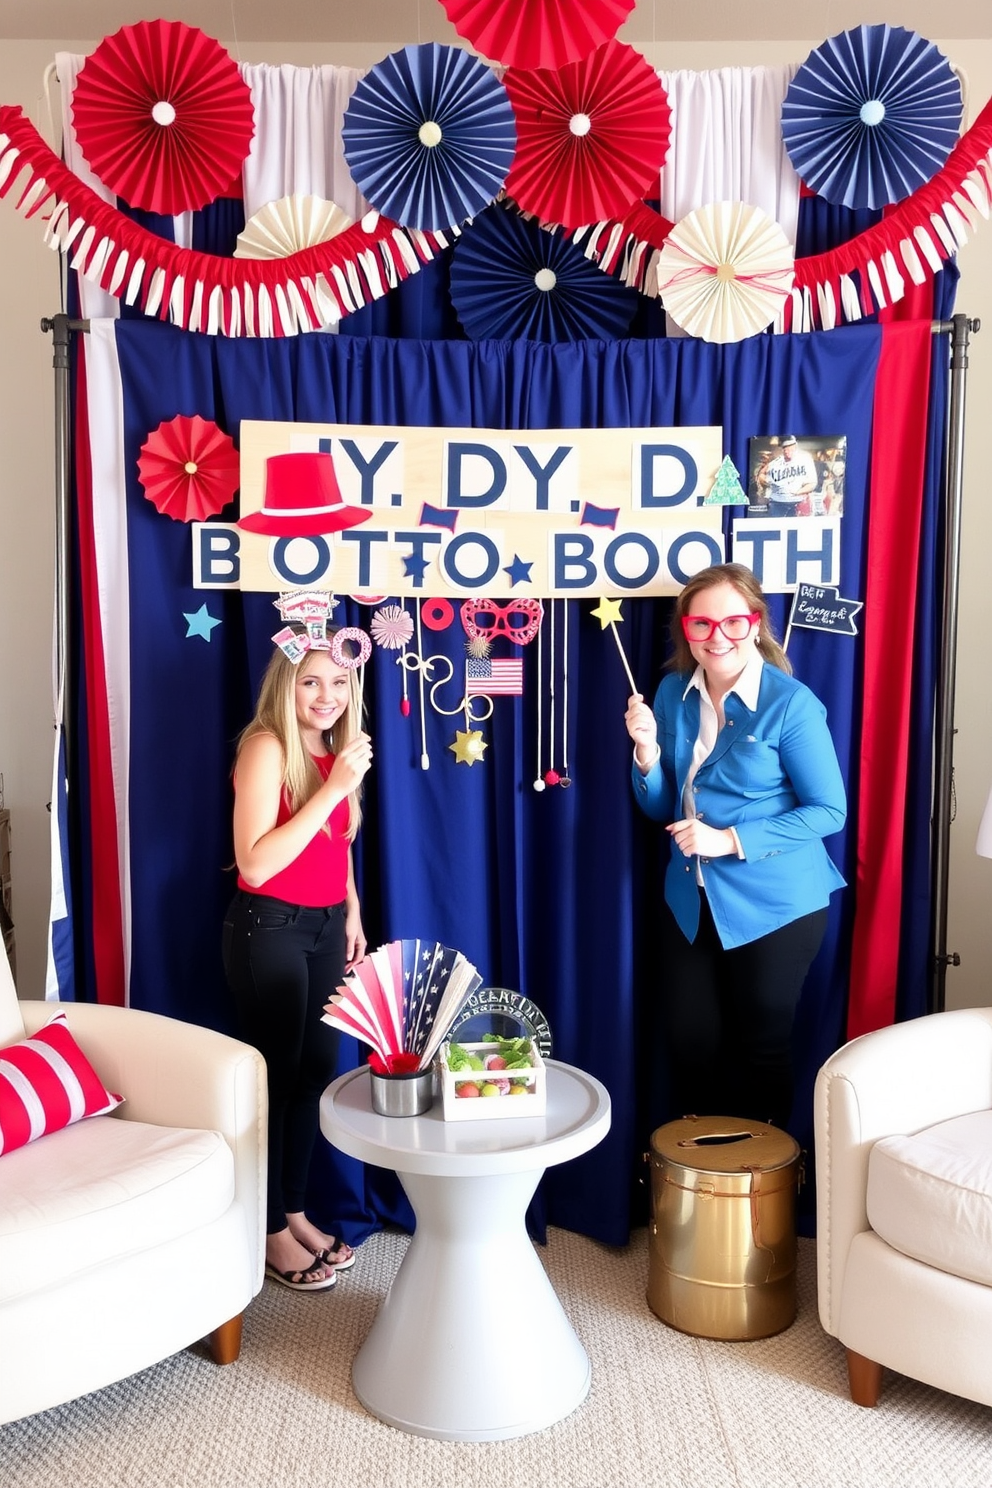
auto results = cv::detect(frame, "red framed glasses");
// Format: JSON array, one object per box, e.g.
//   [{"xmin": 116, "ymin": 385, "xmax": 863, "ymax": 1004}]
[{"xmin": 681, "ymin": 613, "xmax": 759, "ymax": 642}]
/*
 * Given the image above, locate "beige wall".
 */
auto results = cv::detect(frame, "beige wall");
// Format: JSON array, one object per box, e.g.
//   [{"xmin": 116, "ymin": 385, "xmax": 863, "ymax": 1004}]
[{"xmin": 0, "ymin": 35, "xmax": 989, "ymax": 1009}]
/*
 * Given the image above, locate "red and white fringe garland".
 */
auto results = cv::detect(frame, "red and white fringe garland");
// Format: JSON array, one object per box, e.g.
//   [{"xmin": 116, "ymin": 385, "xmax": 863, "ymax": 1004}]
[
  {"xmin": 0, "ymin": 104, "xmax": 458, "ymax": 337},
  {"xmin": 4, "ymin": 88, "xmax": 992, "ymax": 338},
  {"xmin": 569, "ymin": 95, "xmax": 992, "ymax": 332}
]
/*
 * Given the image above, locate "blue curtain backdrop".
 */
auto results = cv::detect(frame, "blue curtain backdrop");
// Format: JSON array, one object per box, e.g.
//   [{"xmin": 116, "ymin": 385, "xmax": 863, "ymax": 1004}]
[{"xmin": 60, "ymin": 307, "xmax": 949, "ymax": 1248}]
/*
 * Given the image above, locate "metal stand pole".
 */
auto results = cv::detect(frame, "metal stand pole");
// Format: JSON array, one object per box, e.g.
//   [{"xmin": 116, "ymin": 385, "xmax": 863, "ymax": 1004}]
[
  {"xmin": 931, "ymin": 312, "xmax": 980, "ymax": 1012},
  {"xmin": 40, "ymin": 313, "xmax": 88, "ymax": 772}
]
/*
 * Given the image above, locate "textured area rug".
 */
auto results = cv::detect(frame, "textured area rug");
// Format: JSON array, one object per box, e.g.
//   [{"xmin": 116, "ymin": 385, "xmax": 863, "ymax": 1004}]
[{"xmin": 2, "ymin": 1231, "xmax": 991, "ymax": 1488}]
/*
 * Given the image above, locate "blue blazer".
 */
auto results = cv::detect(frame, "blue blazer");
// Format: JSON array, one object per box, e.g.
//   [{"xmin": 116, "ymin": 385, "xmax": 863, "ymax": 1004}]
[{"xmin": 632, "ymin": 665, "xmax": 846, "ymax": 949}]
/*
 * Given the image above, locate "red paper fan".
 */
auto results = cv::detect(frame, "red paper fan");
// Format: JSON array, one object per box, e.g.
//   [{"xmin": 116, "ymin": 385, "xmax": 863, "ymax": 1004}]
[
  {"xmin": 138, "ymin": 415, "xmax": 240, "ymax": 522},
  {"xmin": 439, "ymin": 0, "xmax": 635, "ymax": 70},
  {"xmin": 504, "ymin": 41, "xmax": 671, "ymax": 229},
  {"xmin": 70, "ymin": 19, "xmax": 254, "ymax": 215}
]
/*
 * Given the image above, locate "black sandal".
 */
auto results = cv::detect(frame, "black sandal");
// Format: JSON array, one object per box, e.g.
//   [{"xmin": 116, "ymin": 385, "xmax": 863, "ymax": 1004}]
[
  {"xmin": 265, "ymin": 1260, "xmax": 337, "ymax": 1291},
  {"xmin": 313, "ymin": 1237, "xmax": 356, "ymax": 1271}
]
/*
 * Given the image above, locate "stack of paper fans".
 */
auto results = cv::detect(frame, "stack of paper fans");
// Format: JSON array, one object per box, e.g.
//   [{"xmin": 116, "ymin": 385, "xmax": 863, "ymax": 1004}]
[{"xmin": 323, "ymin": 939, "xmax": 483, "ymax": 1073}]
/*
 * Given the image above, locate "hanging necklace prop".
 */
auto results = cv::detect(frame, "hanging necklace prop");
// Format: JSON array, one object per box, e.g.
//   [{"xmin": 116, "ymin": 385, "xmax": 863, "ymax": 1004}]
[
  {"xmin": 370, "ymin": 603, "xmax": 415, "ymax": 717},
  {"xmin": 535, "ymin": 598, "xmax": 573, "ymax": 789},
  {"xmin": 428, "ymin": 654, "xmax": 495, "ymax": 725},
  {"xmin": 420, "ymin": 652, "xmax": 495, "ymax": 768},
  {"xmin": 417, "ymin": 608, "xmax": 430, "ymax": 767},
  {"xmin": 560, "ymin": 599, "xmax": 572, "ymax": 787},
  {"xmin": 395, "ymin": 598, "xmax": 484, "ymax": 768},
  {"xmin": 533, "ymin": 610, "xmax": 545, "ymax": 792}
]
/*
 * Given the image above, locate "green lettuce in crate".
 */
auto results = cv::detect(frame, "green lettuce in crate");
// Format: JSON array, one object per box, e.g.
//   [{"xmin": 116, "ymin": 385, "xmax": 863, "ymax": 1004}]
[
  {"xmin": 445, "ymin": 1042, "xmax": 485, "ymax": 1072},
  {"xmin": 481, "ymin": 1034, "xmax": 533, "ymax": 1069}
]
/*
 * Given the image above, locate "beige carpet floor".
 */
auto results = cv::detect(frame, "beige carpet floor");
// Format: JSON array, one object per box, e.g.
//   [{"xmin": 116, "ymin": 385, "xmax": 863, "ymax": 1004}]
[{"xmin": 2, "ymin": 1229, "xmax": 991, "ymax": 1488}]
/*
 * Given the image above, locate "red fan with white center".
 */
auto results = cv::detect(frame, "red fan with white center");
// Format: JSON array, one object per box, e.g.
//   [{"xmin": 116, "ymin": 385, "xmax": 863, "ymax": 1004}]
[
  {"xmin": 70, "ymin": 19, "xmax": 255, "ymax": 216},
  {"xmin": 504, "ymin": 40, "xmax": 671, "ymax": 230},
  {"xmin": 138, "ymin": 414, "xmax": 240, "ymax": 522},
  {"xmin": 439, "ymin": 0, "xmax": 635, "ymax": 70}
]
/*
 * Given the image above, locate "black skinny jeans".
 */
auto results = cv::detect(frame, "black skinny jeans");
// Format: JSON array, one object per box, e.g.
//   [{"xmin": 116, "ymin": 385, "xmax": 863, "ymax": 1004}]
[
  {"xmin": 660, "ymin": 894, "xmax": 827, "ymax": 1130},
  {"xmin": 222, "ymin": 889, "xmax": 345, "ymax": 1234}
]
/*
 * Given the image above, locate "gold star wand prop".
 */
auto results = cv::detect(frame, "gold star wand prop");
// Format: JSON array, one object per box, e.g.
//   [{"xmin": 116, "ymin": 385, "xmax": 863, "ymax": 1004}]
[{"xmin": 590, "ymin": 597, "xmax": 638, "ymax": 695}]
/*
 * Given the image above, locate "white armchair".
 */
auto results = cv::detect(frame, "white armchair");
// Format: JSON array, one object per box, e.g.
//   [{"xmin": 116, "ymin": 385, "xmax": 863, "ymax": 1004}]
[
  {"xmin": 815, "ymin": 1008, "xmax": 992, "ymax": 1407},
  {"xmin": 0, "ymin": 939, "xmax": 266, "ymax": 1425}
]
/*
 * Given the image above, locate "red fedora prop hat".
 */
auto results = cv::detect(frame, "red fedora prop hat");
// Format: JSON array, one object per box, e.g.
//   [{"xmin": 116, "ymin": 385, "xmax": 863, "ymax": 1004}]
[{"xmin": 239, "ymin": 451, "xmax": 372, "ymax": 537}]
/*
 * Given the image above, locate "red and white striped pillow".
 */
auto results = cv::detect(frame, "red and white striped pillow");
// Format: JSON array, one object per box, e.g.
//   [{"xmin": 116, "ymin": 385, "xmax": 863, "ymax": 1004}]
[{"xmin": 0, "ymin": 1012, "xmax": 123, "ymax": 1156}]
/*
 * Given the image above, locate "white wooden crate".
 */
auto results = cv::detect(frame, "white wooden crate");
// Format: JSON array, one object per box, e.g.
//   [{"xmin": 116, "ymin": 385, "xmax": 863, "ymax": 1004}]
[{"xmin": 437, "ymin": 1040, "xmax": 547, "ymax": 1120}]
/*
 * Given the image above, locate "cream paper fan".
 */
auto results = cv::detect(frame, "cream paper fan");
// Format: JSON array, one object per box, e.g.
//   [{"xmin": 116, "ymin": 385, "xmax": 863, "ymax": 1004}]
[
  {"xmin": 655, "ymin": 202, "xmax": 795, "ymax": 343},
  {"xmin": 234, "ymin": 194, "xmax": 354, "ymax": 259}
]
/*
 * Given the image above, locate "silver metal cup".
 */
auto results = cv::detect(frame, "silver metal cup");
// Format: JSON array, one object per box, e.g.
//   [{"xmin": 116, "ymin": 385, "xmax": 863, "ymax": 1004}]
[{"xmin": 369, "ymin": 1067, "xmax": 434, "ymax": 1117}]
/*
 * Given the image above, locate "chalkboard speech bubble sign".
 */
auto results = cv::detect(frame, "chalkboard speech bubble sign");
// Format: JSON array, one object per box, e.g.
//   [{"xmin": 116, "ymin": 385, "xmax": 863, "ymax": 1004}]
[{"xmin": 790, "ymin": 583, "xmax": 863, "ymax": 637}]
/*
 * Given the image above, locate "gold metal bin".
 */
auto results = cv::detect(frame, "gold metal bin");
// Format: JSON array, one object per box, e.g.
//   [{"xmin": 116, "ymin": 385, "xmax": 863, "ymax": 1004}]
[{"xmin": 647, "ymin": 1115, "xmax": 801, "ymax": 1341}]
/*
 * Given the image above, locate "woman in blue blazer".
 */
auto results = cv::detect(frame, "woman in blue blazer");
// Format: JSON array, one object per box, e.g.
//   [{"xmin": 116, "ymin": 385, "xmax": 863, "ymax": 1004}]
[{"xmin": 625, "ymin": 563, "xmax": 846, "ymax": 1128}]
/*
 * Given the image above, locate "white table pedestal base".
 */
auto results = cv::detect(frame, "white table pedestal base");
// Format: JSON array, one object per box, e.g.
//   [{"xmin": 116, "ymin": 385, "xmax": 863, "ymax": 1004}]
[
  {"xmin": 352, "ymin": 1169, "xmax": 590, "ymax": 1440},
  {"xmin": 321, "ymin": 1062, "xmax": 610, "ymax": 1441}
]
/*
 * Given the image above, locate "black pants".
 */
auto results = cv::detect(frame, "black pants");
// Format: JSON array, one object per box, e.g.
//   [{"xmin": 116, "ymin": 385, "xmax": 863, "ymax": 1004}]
[
  {"xmin": 222, "ymin": 890, "xmax": 345, "ymax": 1235},
  {"xmin": 660, "ymin": 895, "xmax": 827, "ymax": 1130}
]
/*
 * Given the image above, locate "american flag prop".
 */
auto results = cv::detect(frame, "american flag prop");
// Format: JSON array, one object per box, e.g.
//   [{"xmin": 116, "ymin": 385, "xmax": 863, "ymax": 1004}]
[
  {"xmin": 323, "ymin": 940, "xmax": 482, "ymax": 1071},
  {"xmin": 465, "ymin": 657, "xmax": 524, "ymax": 696}
]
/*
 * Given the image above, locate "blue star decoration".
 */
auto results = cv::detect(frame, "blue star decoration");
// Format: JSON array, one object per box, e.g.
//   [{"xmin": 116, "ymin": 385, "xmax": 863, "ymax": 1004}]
[
  {"xmin": 403, "ymin": 551, "xmax": 431, "ymax": 583},
  {"xmin": 503, "ymin": 555, "xmax": 533, "ymax": 586},
  {"xmin": 183, "ymin": 604, "xmax": 222, "ymax": 642}
]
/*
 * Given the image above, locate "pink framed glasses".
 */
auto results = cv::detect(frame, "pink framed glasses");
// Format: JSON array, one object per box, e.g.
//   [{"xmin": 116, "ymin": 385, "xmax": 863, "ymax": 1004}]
[{"xmin": 681, "ymin": 613, "xmax": 759, "ymax": 642}]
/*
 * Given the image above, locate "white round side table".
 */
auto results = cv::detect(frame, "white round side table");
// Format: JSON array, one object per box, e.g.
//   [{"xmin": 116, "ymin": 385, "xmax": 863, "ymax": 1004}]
[{"xmin": 319, "ymin": 1060, "xmax": 612, "ymax": 1441}]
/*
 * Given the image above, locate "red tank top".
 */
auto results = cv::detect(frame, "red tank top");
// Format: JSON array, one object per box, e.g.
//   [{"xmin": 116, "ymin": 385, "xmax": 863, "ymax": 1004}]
[{"xmin": 236, "ymin": 753, "xmax": 350, "ymax": 907}]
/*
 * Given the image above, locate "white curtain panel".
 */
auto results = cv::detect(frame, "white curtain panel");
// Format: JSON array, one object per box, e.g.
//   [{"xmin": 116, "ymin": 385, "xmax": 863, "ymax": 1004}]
[
  {"xmin": 240, "ymin": 63, "xmax": 371, "ymax": 224},
  {"xmin": 658, "ymin": 65, "xmax": 803, "ymax": 246}
]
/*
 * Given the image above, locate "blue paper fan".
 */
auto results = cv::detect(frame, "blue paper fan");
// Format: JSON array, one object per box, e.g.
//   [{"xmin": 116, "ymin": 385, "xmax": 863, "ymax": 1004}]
[
  {"xmin": 449, "ymin": 202, "xmax": 638, "ymax": 342},
  {"xmin": 341, "ymin": 43, "xmax": 516, "ymax": 231},
  {"xmin": 781, "ymin": 25, "xmax": 963, "ymax": 210}
]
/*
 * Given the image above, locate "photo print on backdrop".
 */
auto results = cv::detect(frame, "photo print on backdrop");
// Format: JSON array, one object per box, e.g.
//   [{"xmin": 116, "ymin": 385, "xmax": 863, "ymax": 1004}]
[{"xmin": 747, "ymin": 434, "xmax": 847, "ymax": 519}]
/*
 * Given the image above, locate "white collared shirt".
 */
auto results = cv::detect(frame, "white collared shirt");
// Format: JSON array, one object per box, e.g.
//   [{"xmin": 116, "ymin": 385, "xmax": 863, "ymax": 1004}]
[{"xmin": 682, "ymin": 647, "xmax": 764, "ymax": 870}]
